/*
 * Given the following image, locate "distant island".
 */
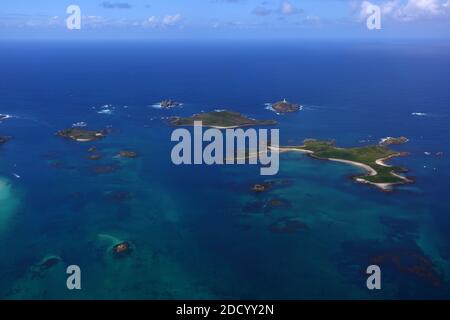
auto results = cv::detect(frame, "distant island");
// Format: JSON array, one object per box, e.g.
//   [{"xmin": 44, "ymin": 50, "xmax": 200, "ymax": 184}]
[
  {"xmin": 0, "ymin": 136, "xmax": 10, "ymax": 144},
  {"xmin": 169, "ymin": 110, "xmax": 277, "ymax": 129},
  {"xmin": 276, "ymin": 139, "xmax": 413, "ymax": 191},
  {"xmin": 57, "ymin": 128, "xmax": 108, "ymax": 142},
  {"xmin": 160, "ymin": 99, "xmax": 181, "ymax": 109},
  {"xmin": 271, "ymin": 99, "xmax": 302, "ymax": 113}
]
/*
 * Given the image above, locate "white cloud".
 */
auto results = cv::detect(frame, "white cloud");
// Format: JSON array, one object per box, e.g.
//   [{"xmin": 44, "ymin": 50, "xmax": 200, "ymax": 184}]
[
  {"xmin": 81, "ymin": 15, "xmax": 108, "ymax": 28},
  {"xmin": 399, "ymin": 0, "xmax": 443, "ymax": 19},
  {"xmin": 360, "ymin": 0, "xmax": 450, "ymax": 21},
  {"xmin": 381, "ymin": 1, "xmax": 399, "ymax": 15},
  {"xmin": 280, "ymin": 1, "xmax": 299, "ymax": 15},
  {"xmin": 162, "ymin": 14, "xmax": 182, "ymax": 26},
  {"xmin": 143, "ymin": 14, "xmax": 183, "ymax": 28},
  {"xmin": 146, "ymin": 16, "xmax": 159, "ymax": 27},
  {"xmin": 304, "ymin": 15, "xmax": 321, "ymax": 24}
]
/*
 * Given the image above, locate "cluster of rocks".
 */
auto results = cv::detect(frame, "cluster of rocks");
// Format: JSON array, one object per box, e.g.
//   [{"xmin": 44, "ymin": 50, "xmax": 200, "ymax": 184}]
[
  {"xmin": 251, "ymin": 183, "xmax": 272, "ymax": 193},
  {"xmin": 160, "ymin": 99, "xmax": 180, "ymax": 109},
  {"xmin": 379, "ymin": 136, "xmax": 409, "ymax": 146}
]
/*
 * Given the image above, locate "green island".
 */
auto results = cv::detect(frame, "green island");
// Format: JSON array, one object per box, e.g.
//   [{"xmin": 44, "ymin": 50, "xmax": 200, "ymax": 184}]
[
  {"xmin": 57, "ymin": 128, "xmax": 108, "ymax": 142},
  {"xmin": 271, "ymin": 99, "xmax": 302, "ymax": 113},
  {"xmin": 169, "ymin": 110, "xmax": 277, "ymax": 128},
  {"xmin": 278, "ymin": 139, "xmax": 413, "ymax": 191}
]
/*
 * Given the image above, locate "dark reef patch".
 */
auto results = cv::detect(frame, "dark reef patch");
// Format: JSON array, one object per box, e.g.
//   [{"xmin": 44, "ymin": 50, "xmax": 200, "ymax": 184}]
[
  {"xmin": 105, "ymin": 190, "xmax": 132, "ymax": 203},
  {"xmin": 242, "ymin": 201, "xmax": 266, "ymax": 214},
  {"xmin": 370, "ymin": 249, "xmax": 443, "ymax": 288},
  {"xmin": 379, "ymin": 216, "xmax": 419, "ymax": 241},
  {"xmin": 339, "ymin": 240, "xmax": 446, "ymax": 297},
  {"xmin": 266, "ymin": 198, "xmax": 291, "ymax": 210},
  {"xmin": 31, "ymin": 255, "xmax": 62, "ymax": 279},
  {"xmin": 269, "ymin": 217, "xmax": 308, "ymax": 234},
  {"xmin": 92, "ymin": 165, "xmax": 118, "ymax": 175},
  {"xmin": 243, "ymin": 198, "xmax": 291, "ymax": 214}
]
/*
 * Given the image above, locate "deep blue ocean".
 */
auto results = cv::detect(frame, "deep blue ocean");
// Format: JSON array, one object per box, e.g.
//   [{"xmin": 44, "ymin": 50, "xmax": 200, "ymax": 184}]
[{"xmin": 0, "ymin": 40, "xmax": 449, "ymax": 299}]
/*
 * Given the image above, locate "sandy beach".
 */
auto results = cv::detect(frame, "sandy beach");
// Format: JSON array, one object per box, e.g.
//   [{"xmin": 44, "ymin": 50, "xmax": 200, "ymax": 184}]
[{"xmin": 276, "ymin": 146, "xmax": 411, "ymax": 191}]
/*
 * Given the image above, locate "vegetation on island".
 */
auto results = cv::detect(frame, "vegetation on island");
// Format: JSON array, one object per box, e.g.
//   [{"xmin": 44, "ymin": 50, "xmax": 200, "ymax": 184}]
[
  {"xmin": 287, "ymin": 139, "xmax": 410, "ymax": 185},
  {"xmin": 57, "ymin": 128, "xmax": 108, "ymax": 142},
  {"xmin": 169, "ymin": 110, "xmax": 277, "ymax": 128}
]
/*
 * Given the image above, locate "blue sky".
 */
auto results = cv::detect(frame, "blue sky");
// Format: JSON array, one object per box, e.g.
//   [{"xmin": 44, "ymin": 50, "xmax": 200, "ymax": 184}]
[{"xmin": 0, "ymin": 0, "xmax": 449, "ymax": 40}]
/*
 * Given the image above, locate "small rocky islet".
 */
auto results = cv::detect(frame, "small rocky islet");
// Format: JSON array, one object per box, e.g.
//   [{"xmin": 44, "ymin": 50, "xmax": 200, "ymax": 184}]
[
  {"xmin": 250, "ymin": 180, "xmax": 293, "ymax": 194},
  {"xmin": 113, "ymin": 241, "xmax": 132, "ymax": 257},
  {"xmin": 117, "ymin": 150, "xmax": 138, "ymax": 158},
  {"xmin": 159, "ymin": 99, "xmax": 181, "ymax": 109},
  {"xmin": 271, "ymin": 99, "xmax": 302, "ymax": 113},
  {"xmin": 88, "ymin": 154, "xmax": 102, "ymax": 161},
  {"xmin": 57, "ymin": 128, "xmax": 108, "ymax": 142},
  {"xmin": 251, "ymin": 183, "xmax": 272, "ymax": 193}
]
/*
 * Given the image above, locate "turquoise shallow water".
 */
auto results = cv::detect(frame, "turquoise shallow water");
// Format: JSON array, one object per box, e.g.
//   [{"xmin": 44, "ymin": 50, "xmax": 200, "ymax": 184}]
[{"xmin": 0, "ymin": 41, "xmax": 450, "ymax": 299}]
